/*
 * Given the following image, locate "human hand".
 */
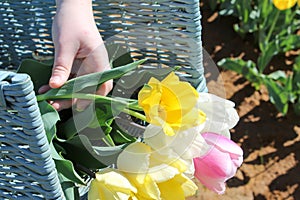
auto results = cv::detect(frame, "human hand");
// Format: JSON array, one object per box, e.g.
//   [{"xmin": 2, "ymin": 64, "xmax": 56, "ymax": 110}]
[{"xmin": 40, "ymin": 0, "xmax": 112, "ymax": 111}]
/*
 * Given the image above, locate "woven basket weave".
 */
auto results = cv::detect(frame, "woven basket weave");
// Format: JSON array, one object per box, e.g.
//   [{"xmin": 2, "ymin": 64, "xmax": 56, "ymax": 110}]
[
  {"xmin": 0, "ymin": 0, "xmax": 206, "ymax": 91},
  {"xmin": 0, "ymin": 0, "xmax": 206, "ymax": 198},
  {"xmin": 0, "ymin": 72, "xmax": 64, "ymax": 199}
]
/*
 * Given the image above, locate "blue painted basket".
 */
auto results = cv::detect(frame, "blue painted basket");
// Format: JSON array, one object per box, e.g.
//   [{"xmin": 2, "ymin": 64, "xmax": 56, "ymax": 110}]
[{"xmin": 0, "ymin": 0, "xmax": 206, "ymax": 198}]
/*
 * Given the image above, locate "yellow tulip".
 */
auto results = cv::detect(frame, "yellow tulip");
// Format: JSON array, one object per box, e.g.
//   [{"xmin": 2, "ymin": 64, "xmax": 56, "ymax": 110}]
[
  {"xmin": 117, "ymin": 142, "xmax": 198, "ymax": 199},
  {"xmin": 125, "ymin": 173, "xmax": 161, "ymax": 200},
  {"xmin": 157, "ymin": 173, "xmax": 198, "ymax": 200},
  {"xmin": 123, "ymin": 171, "xmax": 197, "ymax": 200},
  {"xmin": 88, "ymin": 169, "xmax": 137, "ymax": 200},
  {"xmin": 273, "ymin": 0, "xmax": 298, "ymax": 10},
  {"xmin": 138, "ymin": 72, "xmax": 206, "ymax": 136}
]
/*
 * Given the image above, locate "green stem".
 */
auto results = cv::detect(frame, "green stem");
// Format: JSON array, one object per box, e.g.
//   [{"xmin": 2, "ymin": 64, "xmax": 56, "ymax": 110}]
[
  {"xmin": 36, "ymin": 93, "xmax": 143, "ymax": 111},
  {"xmin": 102, "ymin": 134, "xmax": 115, "ymax": 147},
  {"xmin": 123, "ymin": 108, "xmax": 147, "ymax": 122},
  {"xmin": 265, "ymin": 9, "xmax": 280, "ymax": 44},
  {"xmin": 37, "ymin": 93, "xmax": 128, "ymax": 106}
]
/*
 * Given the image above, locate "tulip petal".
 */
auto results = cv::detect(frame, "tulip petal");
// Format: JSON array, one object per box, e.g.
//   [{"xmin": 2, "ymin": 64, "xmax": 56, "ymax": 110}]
[
  {"xmin": 97, "ymin": 170, "xmax": 137, "ymax": 194},
  {"xmin": 149, "ymin": 164, "xmax": 180, "ymax": 183},
  {"xmin": 157, "ymin": 173, "xmax": 198, "ymax": 200},
  {"xmin": 138, "ymin": 72, "xmax": 205, "ymax": 135},
  {"xmin": 193, "ymin": 133, "xmax": 243, "ymax": 194},
  {"xmin": 125, "ymin": 173, "xmax": 161, "ymax": 200},
  {"xmin": 273, "ymin": 0, "xmax": 297, "ymax": 10},
  {"xmin": 178, "ymin": 173, "xmax": 198, "ymax": 197},
  {"xmin": 88, "ymin": 182, "xmax": 116, "ymax": 200},
  {"xmin": 193, "ymin": 153, "xmax": 229, "ymax": 194},
  {"xmin": 157, "ymin": 176, "xmax": 185, "ymax": 200},
  {"xmin": 144, "ymin": 124, "xmax": 208, "ymax": 160},
  {"xmin": 88, "ymin": 169, "xmax": 137, "ymax": 200},
  {"xmin": 149, "ymin": 151, "xmax": 188, "ymax": 174},
  {"xmin": 197, "ymin": 93, "xmax": 239, "ymax": 138},
  {"xmin": 117, "ymin": 142, "xmax": 151, "ymax": 173},
  {"xmin": 202, "ymin": 132, "xmax": 243, "ymax": 161}
]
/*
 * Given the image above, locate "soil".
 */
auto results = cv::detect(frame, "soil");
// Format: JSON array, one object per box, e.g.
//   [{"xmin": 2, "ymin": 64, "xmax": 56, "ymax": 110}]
[{"xmin": 188, "ymin": 1, "xmax": 300, "ymax": 200}]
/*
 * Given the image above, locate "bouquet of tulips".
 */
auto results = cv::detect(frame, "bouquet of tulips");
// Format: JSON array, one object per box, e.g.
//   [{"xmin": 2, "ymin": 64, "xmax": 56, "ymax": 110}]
[{"xmin": 19, "ymin": 58, "xmax": 243, "ymax": 199}]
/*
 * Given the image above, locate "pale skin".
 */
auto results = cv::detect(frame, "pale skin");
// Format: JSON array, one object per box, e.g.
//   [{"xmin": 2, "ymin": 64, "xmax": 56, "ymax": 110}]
[{"xmin": 39, "ymin": 0, "xmax": 112, "ymax": 111}]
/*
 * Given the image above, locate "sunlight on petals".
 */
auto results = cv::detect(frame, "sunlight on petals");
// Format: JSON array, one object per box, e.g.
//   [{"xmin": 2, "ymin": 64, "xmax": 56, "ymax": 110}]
[
  {"xmin": 197, "ymin": 93, "xmax": 239, "ymax": 138},
  {"xmin": 117, "ymin": 142, "xmax": 151, "ymax": 173},
  {"xmin": 144, "ymin": 124, "xmax": 209, "ymax": 160},
  {"xmin": 138, "ymin": 72, "xmax": 206, "ymax": 136},
  {"xmin": 125, "ymin": 173, "xmax": 161, "ymax": 200},
  {"xmin": 88, "ymin": 169, "xmax": 137, "ymax": 200},
  {"xmin": 193, "ymin": 133, "xmax": 243, "ymax": 194},
  {"xmin": 273, "ymin": 0, "xmax": 298, "ymax": 10},
  {"xmin": 148, "ymin": 164, "xmax": 180, "ymax": 183},
  {"xmin": 116, "ymin": 140, "xmax": 199, "ymax": 199},
  {"xmin": 157, "ymin": 173, "xmax": 198, "ymax": 200}
]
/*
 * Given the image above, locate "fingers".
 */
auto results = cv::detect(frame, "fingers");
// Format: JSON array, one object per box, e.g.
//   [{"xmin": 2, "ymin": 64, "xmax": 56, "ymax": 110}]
[
  {"xmin": 51, "ymin": 100, "xmax": 73, "ymax": 111},
  {"xmin": 38, "ymin": 85, "xmax": 51, "ymax": 94},
  {"xmin": 75, "ymin": 80, "xmax": 113, "ymax": 111},
  {"xmin": 76, "ymin": 44, "xmax": 110, "ymax": 76},
  {"xmin": 97, "ymin": 80, "xmax": 113, "ymax": 96},
  {"xmin": 50, "ymin": 43, "xmax": 77, "ymax": 88},
  {"xmin": 49, "ymin": 42, "xmax": 112, "ymax": 111},
  {"xmin": 75, "ymin": 45, "xmax": 112, "ymax": 111},
  {"xmin": 38, "ymin": 84, "xmax": 72, "ymax": 111}
]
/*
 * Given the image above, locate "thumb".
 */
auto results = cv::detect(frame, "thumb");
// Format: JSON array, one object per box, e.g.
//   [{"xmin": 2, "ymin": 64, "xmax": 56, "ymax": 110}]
[{"xmin": 50, "ymin": 45, "xmax": 77, "ymax": 88}]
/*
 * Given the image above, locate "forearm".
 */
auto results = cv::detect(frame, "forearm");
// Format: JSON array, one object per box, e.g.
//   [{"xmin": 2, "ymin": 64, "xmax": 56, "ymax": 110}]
[
  {"xmin": 54, "ymin": 0, "xmax": 96, "ymax": 31},
  {"xmin": 56, "ymin": 0, "xmax": 92, "ymax": 6},
  {"xmin": 55, "ymin": 0, "xmax": 93, "ymax": 14}
]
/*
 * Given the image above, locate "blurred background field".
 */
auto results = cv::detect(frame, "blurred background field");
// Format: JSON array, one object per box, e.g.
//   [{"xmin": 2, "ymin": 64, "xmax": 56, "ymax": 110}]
[{"xmin": 188, "ymin": 1, "xmax": 300, "ymax": 199}]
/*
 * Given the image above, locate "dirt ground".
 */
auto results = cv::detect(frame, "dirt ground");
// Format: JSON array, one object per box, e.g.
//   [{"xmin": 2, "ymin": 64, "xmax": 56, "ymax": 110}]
[{"xmin": 188, "ymin": 2, "xmax": 300, "ymax": 200}]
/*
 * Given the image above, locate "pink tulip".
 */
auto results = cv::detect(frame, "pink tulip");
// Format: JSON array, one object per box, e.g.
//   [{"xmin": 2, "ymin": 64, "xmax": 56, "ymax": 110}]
[{"xmin": 193, "ymin": 132, "xmax": 243, "ymax": 194}]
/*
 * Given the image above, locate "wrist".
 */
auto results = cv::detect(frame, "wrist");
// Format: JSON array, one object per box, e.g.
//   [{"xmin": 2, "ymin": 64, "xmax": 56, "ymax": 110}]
[{"xmin": 56, "ymin": 0, "xmax": 92, "ymax": 8}]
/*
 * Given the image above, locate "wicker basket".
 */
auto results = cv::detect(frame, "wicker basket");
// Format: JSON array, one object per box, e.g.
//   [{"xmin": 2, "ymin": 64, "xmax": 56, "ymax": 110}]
[{"xmin": 0, "ymin": 0, "xmax": 206, "ymax": 199}]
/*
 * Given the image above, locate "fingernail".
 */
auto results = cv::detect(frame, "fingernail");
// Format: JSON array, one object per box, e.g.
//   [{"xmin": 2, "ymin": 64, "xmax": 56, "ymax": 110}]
[
  {"xmin": 50, "ymin": 76, "xmax": 60, "ymax": 84},
  {"xmin": 49, "ymin": 76, "xmax": 62, "ymax": 88}
]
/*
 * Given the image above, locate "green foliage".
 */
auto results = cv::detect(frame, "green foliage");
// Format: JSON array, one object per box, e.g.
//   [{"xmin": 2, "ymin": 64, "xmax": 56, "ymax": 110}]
[
  {"xmin": 36, "ymin": 59, "xmax": 145, "ymax": 101},
  {"xmin": 18, "ymin": 55, "xmax": 147, "ymax": 198},
  {"xmin": 18, "ymin": 59, "xmax": 53, "ymax": 93},
  {"xmin": 212, "ymin": 0, "xmax": 300, "ymax": 115},
  {"xmin": 18, "ymin": 52, "xmax": 183, "ymax": 198},
  {"xmin": 217, "ymin": 58, "xmax": 263, "ymax": 89}
]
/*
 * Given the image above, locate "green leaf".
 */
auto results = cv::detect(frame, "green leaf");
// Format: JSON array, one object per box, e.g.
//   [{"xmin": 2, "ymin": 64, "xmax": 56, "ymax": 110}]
[
  {"xmin": 106, "ymin": 43, "xmax": 133, "ymax": 68},
  {"xmin": 58, "ymin": 174, "xmax": 80, "ymax": 200},
  {"xmin": 38, "ymin": 101, "xmax": 60, "ymax": 143},
  {"xmin": 109, "ymin": 120, "xmax": 137, "ymax": 144},
  {"xmin": 61, "ymin": 135, "xmax": 125, "ymax": 169},
  {"xmin": 50, "ymin": 142, "xmax": 86, "ymax": 185},
  {"xmin": 258, "ymin": 41, "xmax": 279, "ymax": 72},
  {"xmin": 219, "ymin": 0, "xmax": 237, "ymax": 16},
  {"xmin": 267, "ymin": 70, "xmax": 287, "ymax": 82},
  {"xmin": 58, "ymin": 104, "xmax": 103, "ymax": 140},
  {"xmin": 218, "ymin": 58, "xmax": 262, "ymax": 89},
  {"xmin": 17, "ymin": 59, "xmax": 53, "ymax": 93},
  {"xmin": 292, "ymin": 56, "xmax": 300, "ymax": 91},
  {"xmin": 58, "ymin": 98, "xmax": 129, "ymax": 140},
  {"xmin": 114, "ymin": 68, "xmax": 173, "ymax": 91},
  {"xmin": 264, "ymin": 78, "xmax": 289, "ymax": 115},
  {"xmin": 293, "ymin": 98, "xmax": 300, "ymax": 116},
  {"xmin": 39, "ymin": 59, "xmax": 145, "ymax": 100},
  {"xmin": 258, "ymin": 0, "xmax": 272, "ymax": 21},
  {"xmin": 280, "ymin": 35, "xmax": 300, "ymax": 52},
  {"xmin": 258, "ymin": 32, "xmax": 299, "ymax": 73},
  {"xmin": 92, "ymin": 100, "xmax": 128, "ymax": 128},
  {"xmin": 110, "ymin": 129, "xmax": 137, "ymax": 144},
  {"xmin": 93, "ymin": 106, "xmax": 114, "ymax": 128}
]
